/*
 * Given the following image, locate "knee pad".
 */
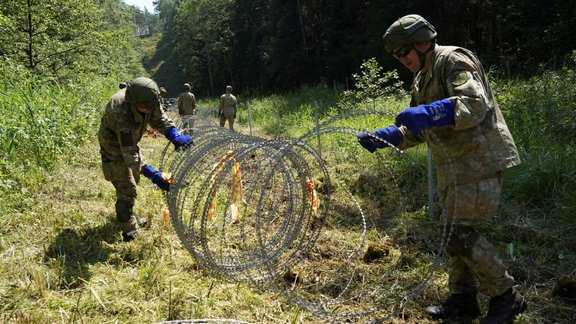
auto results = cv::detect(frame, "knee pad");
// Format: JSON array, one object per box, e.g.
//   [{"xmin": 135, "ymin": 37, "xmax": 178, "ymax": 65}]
[{"xmin": 445, "ymin": 225, "xmax": 480, "ymax": 258}]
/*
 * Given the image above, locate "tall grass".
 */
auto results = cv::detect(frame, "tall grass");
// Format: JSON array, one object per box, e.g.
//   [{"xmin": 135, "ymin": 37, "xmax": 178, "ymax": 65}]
[
  {"xmin": 242, "ymin": 59, "xmax": 407, "ymax": 139},
  {"xmin": 241, "ymin": 83, "xmax": 341, "ymax": 137},
  {"xmin": 495, "ymin": 51, "xmax": 576, "ymax": 219},
  {"xmin": 0, "ymin": 59, "xmax": 116, "ymax": 191}
]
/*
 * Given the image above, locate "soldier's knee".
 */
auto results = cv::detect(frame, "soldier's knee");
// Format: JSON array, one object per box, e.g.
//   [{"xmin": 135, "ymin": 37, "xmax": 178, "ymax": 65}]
[{"xmin": 445, "ymin": 225, "xmax": 480, "ymax": 257}]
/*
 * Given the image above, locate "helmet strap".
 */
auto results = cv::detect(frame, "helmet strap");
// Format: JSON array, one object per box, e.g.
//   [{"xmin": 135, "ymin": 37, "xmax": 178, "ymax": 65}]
[{"xmin": 414, "ymin": 41, "xmax": 436, "ymax": 71}]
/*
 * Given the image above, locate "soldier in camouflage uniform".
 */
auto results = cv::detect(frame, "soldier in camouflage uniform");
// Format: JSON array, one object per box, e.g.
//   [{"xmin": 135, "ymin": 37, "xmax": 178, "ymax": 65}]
[
  {"xmin": 218, "ymin": 85, "xmax": 237, "ymax": 131},
  {"xmin": 357, "ymin": 14, "xmax": 527, "ymax": 323},
  {"xmin": 99, "ymin": 77, "xmax": 193, "ymax": 242},
  {"xmin": 177, "ymin": 83, "xmax": 196, "ymax": 133}
]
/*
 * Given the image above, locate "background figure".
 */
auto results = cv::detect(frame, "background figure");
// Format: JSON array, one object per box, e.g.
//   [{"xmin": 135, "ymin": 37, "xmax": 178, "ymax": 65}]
[
  {"xmin": 159, "ymin": 86, "xmax": 169, "ymax": 110},
  {"xmin": 98, "ymin": 77, "xmax": 193, "ymax": 242},
  {"xmin": 219, "ymin": 85, "xmax": 237, "ymax": 131},
  {"xmin": 357, "ymin": 14, "xmax": 527, "ymax": 323},
  {"xmin": 177, "ymin": 83, "xmax": 196, "ymax": 134}
]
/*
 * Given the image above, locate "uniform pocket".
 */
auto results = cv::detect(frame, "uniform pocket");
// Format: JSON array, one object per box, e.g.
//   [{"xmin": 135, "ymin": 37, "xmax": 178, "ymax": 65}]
[
  {"xmin": 102, "ymin": 161, "xmax": 132, "ymax": 182},
  {"xmin": 442, "ymin": 174, "xmax": 503, "ymax": 225}
]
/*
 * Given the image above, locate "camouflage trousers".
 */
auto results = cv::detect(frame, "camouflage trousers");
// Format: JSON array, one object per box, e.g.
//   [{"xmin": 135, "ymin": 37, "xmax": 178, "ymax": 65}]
[
  {"xmin": 102, "ymin": 159, "xmax": 140, "ymax": 234},
  {"xmin": 439, "ymin": 172, "xmax": 514, "ymax": 297},
  {"xmin": 181, "ymin": 115, "xmax": 195, "ymax": 134},
  {"xmin": 219, "ymin": 110, "xmax": 235, "ymax": 131}
]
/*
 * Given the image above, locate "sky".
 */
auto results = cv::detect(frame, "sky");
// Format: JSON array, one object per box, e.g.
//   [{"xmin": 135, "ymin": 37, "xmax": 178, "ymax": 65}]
[{"xmin": 123, "ymin": 0, "xmax": 156, "ymax": 13}]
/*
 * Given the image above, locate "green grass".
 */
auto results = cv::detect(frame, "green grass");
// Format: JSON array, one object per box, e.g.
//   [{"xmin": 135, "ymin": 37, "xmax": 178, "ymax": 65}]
[{"xmin": 1, "ymin": 56, "xmax": 576, "ymax": 322}]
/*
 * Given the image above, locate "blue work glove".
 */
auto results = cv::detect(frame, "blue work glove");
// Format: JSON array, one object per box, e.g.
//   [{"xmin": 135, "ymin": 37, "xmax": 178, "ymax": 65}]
[
  {"xmin": 165, "ymin": 127, "xmax": 193, "ymax": 151},
  {"xmin": 141, "ymin": 165, "xmax": 170, "ymax": 191},
  {"xmin": 395, "ymin": 98, "xmax": 455, "ymax": 134},
  {"xmin": 357, "ymin": 125, "xmax": 402, "ymax": 153}
]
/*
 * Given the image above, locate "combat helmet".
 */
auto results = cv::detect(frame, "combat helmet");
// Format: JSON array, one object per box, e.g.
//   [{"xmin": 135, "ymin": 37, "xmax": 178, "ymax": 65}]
[
  {"xmin": 383, "ymin": 14, "xmax": 437, "ymax": 53},
  {"xmin": 125, "ymin": 77, "xmax": 160, "ymax": 110},
  {"xmin": 183, "ymin": 83, "xmax": 191, "ymax": 91}
]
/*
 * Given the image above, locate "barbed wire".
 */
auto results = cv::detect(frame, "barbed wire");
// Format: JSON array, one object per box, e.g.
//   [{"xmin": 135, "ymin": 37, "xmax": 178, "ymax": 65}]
[{"xmin": 158, "ymin": 110, "xmax": 457, "ymax": 323}]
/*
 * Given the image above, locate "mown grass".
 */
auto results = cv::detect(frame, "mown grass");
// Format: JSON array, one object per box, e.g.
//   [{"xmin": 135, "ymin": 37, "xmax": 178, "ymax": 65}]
[{"xmin": 1, "ymin": 54, "xmax": 576, "ymax": 323}]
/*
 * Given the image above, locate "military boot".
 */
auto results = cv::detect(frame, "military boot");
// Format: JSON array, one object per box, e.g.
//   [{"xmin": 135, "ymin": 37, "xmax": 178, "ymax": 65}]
[
  {"xmin": 480, "ymin": 288, "xmax": 527, "ymax": 324},
  {"xmin": 120, "ymin": 215, "xmax": 148, "ymax": 242},
  {"xmin": 132, "ymin": 215, "xmax": 148, "ymax": 228},
  {"xmin": 424, "ymin": 293, "xmax": 481, "ymax": 319},
  {"xmin": 122, "ymin": 230, "xmax": 139, "ymax": 242}
]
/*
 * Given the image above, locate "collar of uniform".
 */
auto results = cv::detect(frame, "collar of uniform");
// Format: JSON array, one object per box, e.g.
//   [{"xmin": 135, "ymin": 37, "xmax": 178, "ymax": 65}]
[{"xmin": 129, "ymin": 103, "xmax": 147, "ymax": 123}]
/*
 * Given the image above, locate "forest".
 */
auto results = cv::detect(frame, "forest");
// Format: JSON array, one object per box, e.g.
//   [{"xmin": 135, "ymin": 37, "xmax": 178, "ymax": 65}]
[
  {"xmin": 151, "ymin": 0, "xmax": 576, "ymax": 96},
  {"xmin": 1, "ymin": 0, "xmax": 575, "ymax": 323}
]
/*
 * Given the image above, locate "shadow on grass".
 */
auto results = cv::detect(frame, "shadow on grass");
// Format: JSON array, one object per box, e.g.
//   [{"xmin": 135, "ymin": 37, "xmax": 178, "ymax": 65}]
[{"xmin": 44, "ymin": 221, "xmax": 119, "ymax": 289}]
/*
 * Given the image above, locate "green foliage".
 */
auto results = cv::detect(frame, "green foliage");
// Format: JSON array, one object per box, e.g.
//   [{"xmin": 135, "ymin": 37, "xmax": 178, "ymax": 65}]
[
  {"xmin": 172, "ymin": 0, "xmax": 234, "ymax": 95},
  {"xmin": 0, "ymin": 0, "xmax": 152, "ymax": 192},
  {"xmin": 153, "ymin": 0, "xmax": 576, "ymax": 94},
  {"xmin": 0, "ymin": 58, "xmax": 116, "ymax": 188},
  {"xmin": 243, "ymin": 83, "xmax": 340, "ymax": 137},
  {"xmin": 129, "ymin": 4, "xmax": 161, "ymax": 36},
  {"xmin": 497, "ymin": 50, "xmax": 576, "ymax": 217},
  {"xmin": 0, "ymin": 0, "xmax": 146, "ymax": 82},
  {"xmin": 341, "ymin": 58, "xmax": 406, "ymax": 103}
]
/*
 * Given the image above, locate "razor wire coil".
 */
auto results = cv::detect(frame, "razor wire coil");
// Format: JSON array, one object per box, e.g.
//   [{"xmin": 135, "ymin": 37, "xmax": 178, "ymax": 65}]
[{"xmin": 158, "ymin": 110, "xmax": 457, "ymax": 322}]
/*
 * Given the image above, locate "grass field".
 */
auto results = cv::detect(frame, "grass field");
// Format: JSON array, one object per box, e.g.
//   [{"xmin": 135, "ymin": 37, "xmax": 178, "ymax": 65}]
[
  {"xmin": 1, "ymin": 107, "xmax": 575, "ymax": 323},
  {"xmin": 1, "ymin": 51, "xmax": 576, "ymax": 322}
]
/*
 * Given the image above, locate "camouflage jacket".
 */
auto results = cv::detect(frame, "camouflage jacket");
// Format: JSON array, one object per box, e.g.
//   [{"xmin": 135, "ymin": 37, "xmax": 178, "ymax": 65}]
[
  {"xmin": 98, "ymin": 88, "xmax": 176, "ymax": 174},
  {"xmin": 219, "ymin": 93, "xmax": 237, "ymax": 114},
  {"xmin": 397, "ymin": 45, "xmax": 521, "ymax": 189},
  {"xmin": 177, "ymin": 91, "xmax": 196, "ymax": 116}
]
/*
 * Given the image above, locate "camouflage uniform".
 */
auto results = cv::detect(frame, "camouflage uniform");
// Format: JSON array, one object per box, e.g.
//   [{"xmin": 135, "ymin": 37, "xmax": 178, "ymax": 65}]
[
  {"xmin": 396, "ymin": 45, "xmax": 521, "ymax": 297},
  {"xmin": 177, "ymin": 89, "xmax": 196, "ymax": 132},
  {"xmin": 98, "ymin": 87, "xmax": 175, "ymax": 234},
  {"xmin": 219, "ymin": 88, "xmax": 237, "ymax": 131}
]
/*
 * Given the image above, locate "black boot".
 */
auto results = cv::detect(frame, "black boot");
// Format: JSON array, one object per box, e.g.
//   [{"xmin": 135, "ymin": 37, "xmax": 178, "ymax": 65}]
[
  {"xmin": 132, "ymin": 215, "xmax": 148, "ymax": 228},
  {"xmin": 480, "ymin": 288, "xmax": 527, "ymax": 324},
  {"xmin": 122, "ymin": 229, "xmax": 139, "ymax": 242},
  {"xmin": 424, "ymin": 293, "xmax": 481, "ymax": 319},
  {"xmin": 119, "ymin": 215, "xmax": 147, "ymax": 242}
]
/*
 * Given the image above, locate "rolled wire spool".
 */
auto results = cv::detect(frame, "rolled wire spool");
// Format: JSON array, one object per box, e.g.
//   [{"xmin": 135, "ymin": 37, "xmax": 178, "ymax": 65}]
[{"xmin": 160, "ymin": 111, "xmax": 457, "ymax": 322}]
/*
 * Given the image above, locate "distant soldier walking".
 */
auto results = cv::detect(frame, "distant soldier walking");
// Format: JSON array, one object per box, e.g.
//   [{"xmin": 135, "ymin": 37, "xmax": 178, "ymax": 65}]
[
  {"xmin": 99, "ymin": 77, "xmax": 193, "ymax": 242},
  {"xmin": 159, "ymin": 86, "xmax": 169, "ymax": 111},
  {"xmin": 177, "ymin": 83, "xmax": 196, "ymax": 133},
  {"xmin": 219, "ymin": 85, "xmax": 237, "ymax": 131}
]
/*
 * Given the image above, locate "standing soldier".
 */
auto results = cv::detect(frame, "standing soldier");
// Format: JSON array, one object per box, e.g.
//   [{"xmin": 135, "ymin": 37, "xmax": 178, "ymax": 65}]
[
  {"xmin": 177, "ymin": 83, "xmax": 196, "ymax": 133},
  {"xmin": 218, "ymin": 85, "xmax": 237, "ymax": 131},
  {"xmin": 357, "ymin": 14, "xmax": 527, "ymax": 323},
  {"xmin": 99, "ymin": 77, "xmax": 193, "ymax": 242}
]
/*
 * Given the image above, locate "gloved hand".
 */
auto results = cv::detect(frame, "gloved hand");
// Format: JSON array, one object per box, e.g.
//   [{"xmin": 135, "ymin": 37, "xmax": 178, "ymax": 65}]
[
  {"xmin": 395, "ymin": 98, "xmax": 455, "ymax": 134},
  {"xmin": 165, "ymin": 127, "xmax": 193, "ymax": 151},
  {"xmin": 357, "ymin": 125, "xmax": 402, "ymax": 153},
  {"xmin": 141, "ymin": 165, "xmax": 170, "ymax": 191}
]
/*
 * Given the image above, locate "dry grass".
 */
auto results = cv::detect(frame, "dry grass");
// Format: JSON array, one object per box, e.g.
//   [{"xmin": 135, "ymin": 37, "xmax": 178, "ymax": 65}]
[{"xmin": 1, "ymin": 114, "xmax": 575, "ymax": 323}]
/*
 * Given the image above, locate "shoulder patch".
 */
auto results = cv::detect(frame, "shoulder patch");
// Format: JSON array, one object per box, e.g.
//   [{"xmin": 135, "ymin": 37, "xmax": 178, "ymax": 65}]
[
  {"xmin": 120, "ymin": 130, "xmax": 134, "ymax": 147},
  {"xmin": 452, "ymin": 71, "xmax": 472, "ymax": 87}
]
